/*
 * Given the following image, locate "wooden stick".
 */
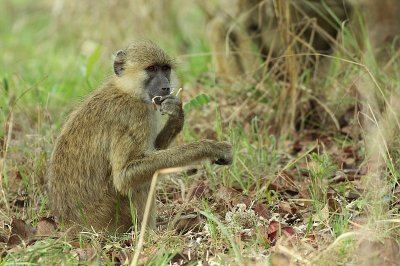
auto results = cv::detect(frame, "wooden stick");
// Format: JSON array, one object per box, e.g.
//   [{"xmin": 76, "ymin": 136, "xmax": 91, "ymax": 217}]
[{"xmin": 130, "ymin": 166, "xmax": 191, "ymax": 266}]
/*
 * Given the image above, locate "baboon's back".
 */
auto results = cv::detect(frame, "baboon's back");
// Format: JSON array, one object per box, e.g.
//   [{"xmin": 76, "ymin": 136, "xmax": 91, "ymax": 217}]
[{"xmin": 47, "ymin": 86, "xmax": 139, "ymax": 231}]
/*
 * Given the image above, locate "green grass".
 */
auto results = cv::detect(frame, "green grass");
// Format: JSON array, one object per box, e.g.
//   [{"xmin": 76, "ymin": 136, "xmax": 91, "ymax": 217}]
[{"xmin": 1, "ymin": 1, "xmax": 400, "ymax": 265}]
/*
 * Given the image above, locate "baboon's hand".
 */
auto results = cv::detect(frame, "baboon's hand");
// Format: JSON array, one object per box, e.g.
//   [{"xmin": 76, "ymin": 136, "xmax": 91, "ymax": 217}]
[
  {"xmin": 209, "ymin": 141, "xmax": 233, "ymax": 165},
  {"xmin": 160, "ymin": 95, "xmax": 183, "ymax": 117}
]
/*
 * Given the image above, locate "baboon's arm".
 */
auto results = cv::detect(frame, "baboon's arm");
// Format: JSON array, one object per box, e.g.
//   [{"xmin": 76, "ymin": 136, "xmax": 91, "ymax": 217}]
[
  {"xmin": 111, "ymin": 140, "xmax": 222, "ymax": 194},
  {"xmin": 154, "ymin": 95, "xmax": 184, "ymax": 150},
  {"xmin": 154, "ymin": 114, "xmax": 184, "ymax": 150}
]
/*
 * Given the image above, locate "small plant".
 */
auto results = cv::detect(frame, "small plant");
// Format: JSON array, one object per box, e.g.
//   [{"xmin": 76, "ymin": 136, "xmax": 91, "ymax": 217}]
[
  {"xmin": 183, "ymin": 93, "xmax": 210, "ymax": 113},
  {"xmin": 307, "ymin": 152, "xmax": 336, "ymax": 212}
]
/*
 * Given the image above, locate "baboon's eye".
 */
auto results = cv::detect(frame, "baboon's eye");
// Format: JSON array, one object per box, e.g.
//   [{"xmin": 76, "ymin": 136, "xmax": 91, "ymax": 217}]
[
  {"xmin": 161, "ymin": 65, "xmax": 170, "ymax": 71},
  {"xmin": 146, "ymin": 65, "xmax": 157, "ymax": 72}
]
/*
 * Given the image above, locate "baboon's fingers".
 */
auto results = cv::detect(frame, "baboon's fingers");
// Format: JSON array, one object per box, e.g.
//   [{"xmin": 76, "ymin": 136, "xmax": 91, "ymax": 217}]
[
  {"xmin": 214, "ymin": 157, "xmax": 232, "ymax": 165},
  {"xmin": 160, "ymin": 96, "xmax": 183, "ymax": 116}
]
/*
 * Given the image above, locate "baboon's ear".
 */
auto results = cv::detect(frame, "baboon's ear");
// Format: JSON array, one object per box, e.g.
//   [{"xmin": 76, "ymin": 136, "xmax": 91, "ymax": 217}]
[{"xmin": 113, "ymin": 50, "xmax": 126, "ymax": 76}]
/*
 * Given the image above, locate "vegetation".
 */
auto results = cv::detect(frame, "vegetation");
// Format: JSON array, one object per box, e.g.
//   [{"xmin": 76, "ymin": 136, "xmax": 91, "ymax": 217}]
[{"xmin": 1, "ymin": 1, "xmax": 400, "ymax": 265}]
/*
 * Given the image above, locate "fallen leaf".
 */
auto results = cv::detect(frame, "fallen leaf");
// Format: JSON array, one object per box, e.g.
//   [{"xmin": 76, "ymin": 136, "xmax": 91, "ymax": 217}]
[
  {"xmin": 253, "ymin": 203, "xmax": 270, "ymax": 219},
  {"xmin": 306, "ymin": 233, "xmax": 316, "ymax": 242},
  {"xmin": 281, "ymin": 226, "xmax": 295, "ymax": 236},
  {"xmin": 265, "ymin": 221, "xmax": 296, "ymax": 244},
  {"xmin": 188, "ymin": 182, "xmax": 211, "ymax": 200},
  {"xmin": 268, "ymin": 171, "xmax": 299, "ymax": 196},
  {"xmin": 217, "ymin": 186, "xmax": 252, "ymax": 207},
  {"xmin": 7, "ymin": 219, "xmax": 35, "ymax": 247},
  {"xmin": 278, "ymin": 202, "xmax": 294, "ymax": 214},
  {"xmin": 35, "ymin": 217, "xmax": 57, "ymax": 236},
  {"xmin": 74, "ymin": 246, "xmax": 97, "ymax": 262},
  {"xmin": 267, "ymin": 221, "xmax": 280, "ymax": 235},
  {"xmin": 70, "ymin": 241, "xmax": 81, "ymax": 248}
]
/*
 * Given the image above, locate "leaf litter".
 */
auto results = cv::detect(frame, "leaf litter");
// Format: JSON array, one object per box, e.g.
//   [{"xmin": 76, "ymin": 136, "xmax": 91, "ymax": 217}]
[{"xmin": 1, "ymin": 123, "xmax": 395, "ymax": 264}]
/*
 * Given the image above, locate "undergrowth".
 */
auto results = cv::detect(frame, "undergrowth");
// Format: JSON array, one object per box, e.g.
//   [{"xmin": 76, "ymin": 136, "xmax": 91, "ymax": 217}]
[{"xmin": 1, "ymin": 1, "xmax": 400, "ymax": 265}]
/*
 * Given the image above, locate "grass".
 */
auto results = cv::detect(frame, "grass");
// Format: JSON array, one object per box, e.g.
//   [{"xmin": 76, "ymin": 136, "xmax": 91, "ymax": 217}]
[{"xmin": 1, "ymin": 0, "xmax": 400, "ymax": 265}]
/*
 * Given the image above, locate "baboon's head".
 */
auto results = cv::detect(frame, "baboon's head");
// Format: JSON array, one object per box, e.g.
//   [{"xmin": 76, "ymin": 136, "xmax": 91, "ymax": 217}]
[{"xmin": 113, "ymin": 40, "xmax": 177, "ymax": 104}]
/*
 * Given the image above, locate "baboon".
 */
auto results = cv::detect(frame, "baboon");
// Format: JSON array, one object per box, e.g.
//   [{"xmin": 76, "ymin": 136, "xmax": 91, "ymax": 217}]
[{"xmin": 47, "ymin": 40, "xmax": 233, "ymax": 233}]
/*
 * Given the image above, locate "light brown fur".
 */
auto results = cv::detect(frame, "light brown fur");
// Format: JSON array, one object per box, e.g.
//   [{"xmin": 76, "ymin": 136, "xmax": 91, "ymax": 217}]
[{"xmin": 47, "ymin": 40, "xmax": 232, "ymax": 233}]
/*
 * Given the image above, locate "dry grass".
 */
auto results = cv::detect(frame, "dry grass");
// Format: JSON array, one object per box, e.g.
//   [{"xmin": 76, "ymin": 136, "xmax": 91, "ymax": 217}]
[{"xmin": 1, "ymin": 0, "xmax": 400, "ymax": 265}]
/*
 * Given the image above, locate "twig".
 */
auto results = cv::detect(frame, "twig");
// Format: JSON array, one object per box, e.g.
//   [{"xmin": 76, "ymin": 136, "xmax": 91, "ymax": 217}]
[
  {"xmin": 175, "ymin": 88, "xmax": 182, "ymax": 96},
  {"xmin": 130, "ymin": 167, "xmax": 190, "ymax": 266}
]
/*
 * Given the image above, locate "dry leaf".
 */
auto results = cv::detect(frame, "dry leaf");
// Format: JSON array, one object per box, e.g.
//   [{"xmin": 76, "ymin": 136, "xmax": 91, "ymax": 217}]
[
  {"xmin": 7, "ymin": 219, "xmax": 35, "ymax": 247},
  {"xmin": 278, "ymin": 202, "xmax": 294, "ymax": 214},
  {"xmin": 35, "ymin": 217, "xmax": 57, "ymax": 236},
  {"xmin": 265, "ymin": 221, "xmax": 296, "ymax": 244},
  {"xmin": 253, "ymin": 203, "xmax": 270, "ymax": 219},
  {"xmin": 188, "ymin": 182, "xmax": 211, "ymax": 199},
  {"xmin": 217, "ymin": 186, "xmax": 251, "ymax": 207},
  {"xmin": 74, "ymin": 247, "xmax": 97, "ymax": 261}
]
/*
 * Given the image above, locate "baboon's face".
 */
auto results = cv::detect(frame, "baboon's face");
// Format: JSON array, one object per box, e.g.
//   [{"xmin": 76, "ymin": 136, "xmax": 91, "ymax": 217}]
[
  {"xmin": 113, "ymin": 41, "xmax": 176, "ymax": 103},
  {"xmin": 144, "ymin": 64, "xmax": 171, "ymax": 104}
]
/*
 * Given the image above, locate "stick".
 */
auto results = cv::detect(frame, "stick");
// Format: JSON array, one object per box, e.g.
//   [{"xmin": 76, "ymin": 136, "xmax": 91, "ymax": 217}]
[{"xmin": 130, "ymin": 167, "xmax": 191, "ymax": 266}]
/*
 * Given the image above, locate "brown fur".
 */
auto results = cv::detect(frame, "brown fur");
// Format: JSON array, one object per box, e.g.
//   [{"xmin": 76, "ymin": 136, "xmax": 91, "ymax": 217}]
[{"xmin": 47, "ymin": 40, "xmax": 232, "ymax": 233}]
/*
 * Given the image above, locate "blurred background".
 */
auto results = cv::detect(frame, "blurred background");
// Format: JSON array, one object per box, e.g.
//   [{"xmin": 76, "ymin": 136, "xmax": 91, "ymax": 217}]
[{"xmin": 2, "ymin": 0, "xmax": 399, "ymax": 137}]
